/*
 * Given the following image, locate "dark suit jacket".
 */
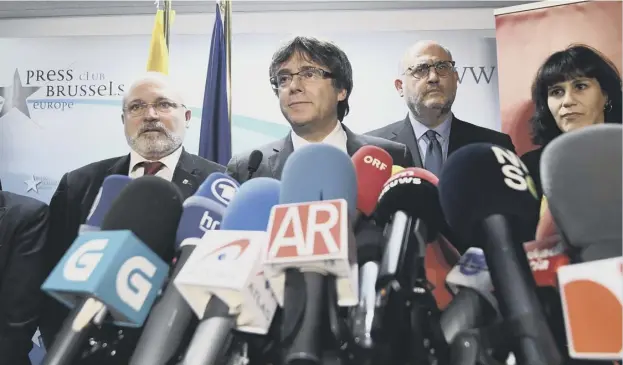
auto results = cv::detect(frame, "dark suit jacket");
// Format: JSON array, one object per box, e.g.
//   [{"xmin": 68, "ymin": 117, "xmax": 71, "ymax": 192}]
[
  {"xmin": 0, "ymin": 192, "xmax": 50, "ymax": 365},
  {"xmin": 40, "ymin": 149, "xmax": 224, "ymax": 362},
  {"xmin": 366, "ymin": 115, "xmax": 515, "ymax": 167},
  {"xmin": 226, "ymin": 124, "xmax": 414, "ymax": 182},
  {"xmin": 521, "ymin": 147, "xmax": 544, "ymax": 201},
  {"xmin": 225, "ymin": 124, "xmax": 414, "ymax": 364}
]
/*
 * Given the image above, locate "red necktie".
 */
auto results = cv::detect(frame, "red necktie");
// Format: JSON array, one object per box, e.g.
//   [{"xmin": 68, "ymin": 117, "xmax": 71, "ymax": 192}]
[{"xmin": 141, "ymin": 161, "xmax": 164, "ymax": 176}]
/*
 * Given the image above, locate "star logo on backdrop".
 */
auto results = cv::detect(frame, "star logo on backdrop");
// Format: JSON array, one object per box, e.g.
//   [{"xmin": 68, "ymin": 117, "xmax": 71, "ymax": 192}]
[
  {"xmin": 24, "ymin": 175, "xmax": 42, "ymax": 193},
  {"xmin": 0, "ymin": 69, "xmax": 41, "ymax": 118}
]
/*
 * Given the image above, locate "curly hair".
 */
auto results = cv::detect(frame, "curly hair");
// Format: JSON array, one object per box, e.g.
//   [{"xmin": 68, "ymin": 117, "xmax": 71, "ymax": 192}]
[{"xmin": 529, "ymin": 44, "xmax": 622, "ymax": 146}]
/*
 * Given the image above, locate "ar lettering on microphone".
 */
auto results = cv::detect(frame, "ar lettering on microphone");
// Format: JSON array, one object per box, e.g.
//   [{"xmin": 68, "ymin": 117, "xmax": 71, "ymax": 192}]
[
  {"xmin": 199, "ymin": 211, "xmax": 221, "ymax": 232},
  {"xmin": 211, "ymin": 178, "xmax": 239, "ymax": 205},
  {"xmin": 267, "ymin": 200, "xmax": 346, "ymax": 258},
  {"xmin": 363, "ymin": 155, "xmax": 388, "ymax": 171},
  {"xmin": 490, "ymin": 145, "xmax": 538, "ymax": 198}
]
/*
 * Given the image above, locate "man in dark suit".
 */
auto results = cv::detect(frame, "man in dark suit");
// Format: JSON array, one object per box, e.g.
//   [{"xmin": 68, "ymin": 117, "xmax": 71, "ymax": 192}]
[
  {"xmin": 40, "ymin": 72, "xmax": 224, "ymax": 362},
  {"xmin": 367, "ymin": 40, "xmax": 514, "ymax": 175},
  {"xmin": 227, "ymin": 36, "xmax": 413, "ymax": 183},
  {"xmin": 0, "ymin": 188, "xmax": 49, "ymax": 365}
]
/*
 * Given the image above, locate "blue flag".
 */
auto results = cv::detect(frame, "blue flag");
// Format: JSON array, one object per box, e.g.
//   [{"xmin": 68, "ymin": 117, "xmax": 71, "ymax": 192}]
[{"xmin": 199, "ymin": 4, "xmax": 231, "ymax": 165}]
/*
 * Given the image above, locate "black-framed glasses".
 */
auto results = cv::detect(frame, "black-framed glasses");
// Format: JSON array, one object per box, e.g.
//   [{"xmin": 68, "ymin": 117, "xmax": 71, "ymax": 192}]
[
  {"xmin": 405, "ymin": 61, "xmax": 456, "ymax": 79},
  {"xmin": 270, "ymin": 67, "xmax": 334, "ymax": 90},
  {"xmin": 124, "ymin": 100, "xmax": 186, "ymax": 117}
]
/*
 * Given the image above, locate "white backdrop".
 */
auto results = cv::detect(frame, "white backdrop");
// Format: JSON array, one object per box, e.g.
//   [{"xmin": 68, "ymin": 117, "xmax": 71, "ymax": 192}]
[{"xmin": 0, "ymin": 30, "xmax": 499, "ymax": 203}]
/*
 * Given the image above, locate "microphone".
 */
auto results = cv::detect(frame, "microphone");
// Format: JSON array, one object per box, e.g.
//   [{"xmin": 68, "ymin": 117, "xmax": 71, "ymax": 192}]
[
  {"xmin": 351, "ymin": 145, "xmax": 393, "ymax": 226},
  {"xmin": 264, "ymin": 144, "xmax": 358, "ymax": 365},
  {"xmin": 557, "ymin": 257, "xmax": 623, "ymax": 361},
  {"xmin": 175, "ymin": 177, "xmax": 280, "ymax": 365},
  {"xmin": 440, "ymin": 247, "xmax": 499, "ymax": 344},
  {"xmin": 80, "ymin": 175, "xmax": 132, "ymax": 232},
  {"xmin": 438, "ymin": 143, "xmax": 562, "ymax": 365},
  {"xmin": 40, "ymin": 176, "xmax": 183, "ymax": 365},
  {"xmin": 130, "ymin": 172, "xmax": 240, "ymax": 365},
  {"xmin": 374, "ymin": 167, "xmax": 450, "ymax": 364},
  {"xmin": 523, "ymin": 237, "xmax": 570, "ymax": 288},
  {"xmin": 540, "ymin": 123, "xmax": 622, "ymax": 261},
  {"xmin": 391, "ymin": 165, "xmax": 404, "ymax": 175},
  {"xmin": 247, "ymin": 150, "xmax": 263, "ymax": 180}
]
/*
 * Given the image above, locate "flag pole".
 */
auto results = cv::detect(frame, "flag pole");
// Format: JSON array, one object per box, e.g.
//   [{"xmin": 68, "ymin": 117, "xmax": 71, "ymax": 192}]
[
  {"xmin": 163, "ymin": 0, "xmax": 172, "ymax": 51},
  {"xmin": 219, "ymin": 0, "xmax": 232, "ymax": 129}
]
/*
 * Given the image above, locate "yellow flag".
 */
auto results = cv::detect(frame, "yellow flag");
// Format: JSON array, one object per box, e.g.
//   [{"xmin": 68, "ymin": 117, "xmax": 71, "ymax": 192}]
[{"xmin": 146, "ymin": 10, "xmax": 175, "ymax": 74}]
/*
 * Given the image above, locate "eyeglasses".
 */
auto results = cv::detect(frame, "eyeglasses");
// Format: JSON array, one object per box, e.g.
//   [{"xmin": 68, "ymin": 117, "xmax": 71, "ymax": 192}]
[
  {"xmin": 124, "ymin": 100, "xmax": 185, "ymax": 117},
  {"xmin": 405, "ymin": 61, "xmax": 456, "ymax": 79},
  {"xmin": 270, "ymin": 67, "xmax": 334, "ymax": 90}
]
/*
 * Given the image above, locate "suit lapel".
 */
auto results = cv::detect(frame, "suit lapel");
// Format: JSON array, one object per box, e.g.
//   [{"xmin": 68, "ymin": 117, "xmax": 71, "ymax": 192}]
[
  {"xmin": 448, "ymin": 116, "xmax": 467, "ymax": 156},
  {"xmin": 392, "ymin": 116, "xmax": 423, "ymax": 167},
  {"xmin": 269, "ymin": 134, "xmax": 293, "ymax": 180},
  {"xmin": 343, "ymin": 125, "xmax": 363, "ymax": 156},
  {"xmin": 172, "ymin": 150, "xmax": 202, "ymax": 199},
  {"xmin": 106, "ymin": 154, "xmax": 131, "ymax": 176}
]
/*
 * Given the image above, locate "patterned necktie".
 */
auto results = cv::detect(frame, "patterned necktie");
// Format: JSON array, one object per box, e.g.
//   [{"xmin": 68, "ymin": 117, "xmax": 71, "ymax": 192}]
[
  {"xmin": 141, "ymin": 161, "xmax": 165, "ymax": 176},
  {"xmin": 424, "ymin": 130, "xmax": 443, "ymax": 176}
]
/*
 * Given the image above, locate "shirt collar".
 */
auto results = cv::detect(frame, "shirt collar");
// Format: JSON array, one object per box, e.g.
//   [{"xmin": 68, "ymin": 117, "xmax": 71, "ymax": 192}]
[
  {"xmin": 129, "ymin": 146, "xmax": 183, "ymax": 172},
  {"xmin": 409, "ymin": 111, "xmax": 453, "ymax": 142},
  {"xmin": 291, "ymin": 122, "xmax": 348, "ymax": 153}
]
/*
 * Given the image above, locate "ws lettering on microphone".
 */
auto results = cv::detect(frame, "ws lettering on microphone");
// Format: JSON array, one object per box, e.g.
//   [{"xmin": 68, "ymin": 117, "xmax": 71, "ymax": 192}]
[
  {"xmin": 174, "ymin": 230, "xmax": 277, "ymax": 334},
  {"xmin": 264, "ymin": 199, "xmax": 358, "ymax": 306},
  {"xmin": 42, "ymin": 231, "xmax": 170, "ymax": 327}
]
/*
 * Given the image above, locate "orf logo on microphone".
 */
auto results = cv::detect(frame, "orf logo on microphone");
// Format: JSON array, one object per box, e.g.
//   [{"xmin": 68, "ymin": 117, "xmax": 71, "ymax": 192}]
[
  {"xmin": 211, "ymin": 178, "xmax": 239, "ymax": 205},
  {"xmin": 63, "ymin": 239, "xmax": 109, "ymax": 281},
  {"xmin": 363, "ymin": 155, "xmax": 388, "ymax": 171}
]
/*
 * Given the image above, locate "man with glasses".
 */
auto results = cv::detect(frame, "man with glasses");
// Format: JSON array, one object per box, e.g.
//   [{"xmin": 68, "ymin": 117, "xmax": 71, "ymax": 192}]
[
  {"xmin": 367, "ymin": 40, "xmax": 514, "ymax": 175},
  {"xmin": 40, "ymin": 72, "xmax": 224, "ymax": 362},
  {"xmin": 226, "ymin": 36, "xmax": 413, "ymax": 183}
]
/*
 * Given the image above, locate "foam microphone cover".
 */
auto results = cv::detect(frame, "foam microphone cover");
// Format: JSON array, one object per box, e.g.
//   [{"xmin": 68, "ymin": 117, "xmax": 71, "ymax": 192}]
[
  {"xmin": 248, "ymin": 150, "xmax": 264, "ymax": 172},
  {"xmin": 100, "ymin": 175, "xmax": 184, "ymax": 262},
  {"xmin": 438, "ymin": 143, "xmax": 539, "ymax": 244},
  {"xmin": 351, "ymin": 145, "xmax": 393, "ymax": 216},
  {"xmin": 280, "ymin": 144, "xmax": 357, "ymax": 211},
  {"xmin": 540, "ymin": 124, "xmax": 622, "ymax": 261},
  {"xmin": 375, "ymin": 169, "xmax": 443, "ymax": 231},
  {"xmin": 221, "ymin": 177, "xmax": 281, "ymax": 231}
]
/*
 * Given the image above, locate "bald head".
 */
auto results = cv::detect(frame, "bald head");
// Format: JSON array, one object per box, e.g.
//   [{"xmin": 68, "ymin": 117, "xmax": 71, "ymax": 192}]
[
  {"xmin": 122, "ymin": 72, "xmax": 185, "ymax": 107},
  {"xmin": 399, "ymin": 40, "xmax": 453, "ymax": 75}
]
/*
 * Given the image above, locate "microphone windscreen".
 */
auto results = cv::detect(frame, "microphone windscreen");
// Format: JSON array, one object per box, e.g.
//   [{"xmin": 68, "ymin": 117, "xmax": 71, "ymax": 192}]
[
  {"xmin": 438, "ymin": 143, "xmax": 539, "ymax": 242},
  {"xmin": 351, "ymin": 145, "xmax": 393, "ymax": 216},
  {"xmin": 280, "ymin": 144, "xmax": 357, "ymax": 214},
  {"xmin": 540, "ymin": 124, "xmax": 622, "ymax": 258},
  {"xmin": 194, "ymin": 172, "xmax": 240, "ymax": 206},
  {"xmin": 407, "ymin": 167, "xmax": 439, "ymax": 186},
  {"xmin": 375, "ymin": 171, "xmax": 442, "ymax": 229},
  {"xmin": 100, "ymin": 175, "xmax": 183, "ymax": 261},
  {"xmin": 86, "ymin": 175, "xmax": 132, "ymax": 226},
  {"xmin": 221, "ymin": 177, "xmax": 281, "ymax": 231},
  {"xmin": 391, "ymin": 165, "xmax": 405, "ymax": 175},
  {"xmin": 249, "ymin": 150, "xmax": 264, "ymax": 172}
]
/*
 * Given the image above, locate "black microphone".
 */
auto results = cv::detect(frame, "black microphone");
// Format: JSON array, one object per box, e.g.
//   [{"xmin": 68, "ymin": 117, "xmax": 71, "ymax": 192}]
[
  {"xmin": 438, "ymin": 143, "xmax": 562, "ymax": 365},
  {"xmin": 372, "ymin": 170, "xmax": 450, "ymax": 365},
  {"xmin": 247, "ymin": 150, "xmax": 263, "ymax": 180}
]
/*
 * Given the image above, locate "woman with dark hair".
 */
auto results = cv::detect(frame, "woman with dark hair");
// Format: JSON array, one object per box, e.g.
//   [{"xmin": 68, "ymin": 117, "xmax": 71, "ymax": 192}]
[{"xmin": 522, "ymin": 44, "xmax": 622, "ymax": 199}]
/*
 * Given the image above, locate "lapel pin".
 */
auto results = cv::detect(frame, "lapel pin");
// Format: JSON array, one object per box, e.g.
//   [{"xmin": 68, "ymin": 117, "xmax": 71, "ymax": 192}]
[{"xmin": 182, "ymin": 179, "xmax": 190, "ymax": 185}]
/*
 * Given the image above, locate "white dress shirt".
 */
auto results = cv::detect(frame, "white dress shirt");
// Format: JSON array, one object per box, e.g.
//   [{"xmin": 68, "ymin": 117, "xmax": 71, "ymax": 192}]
[
  {"xmin": 409, "ymin": 111, "xmax": 453, "ymax": 162},
  {"xmin": 128, "ymin": 146, "xmax": 183, "ymax": 182},
  {"xmin": 291, "ymin": 122, "xmax": 348, "ymax": 154}
]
